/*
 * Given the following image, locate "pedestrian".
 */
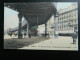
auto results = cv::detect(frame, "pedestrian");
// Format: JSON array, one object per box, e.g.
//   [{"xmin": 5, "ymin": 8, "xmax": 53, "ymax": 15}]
[
  {"xmin": 29, "ymin": 33, "xmax": 31, "ymax": 38},
  {"xmin": 71, "ymin": 32, "xmax": 77, "ymax": 44},
  {"xmin": 75, "ymin": 31, "xmax": 78, "ymax": 39},
  {"xmin": 24, "ymin": 33, "xmax": 26, "ymax": 38},
  {"xmin": 14, "ymin": 33, "xmax": 17, "ymax": 36},
  {"xmin": 29, "ymin": 30, "xmax": 31, "ymax": 38},
  {"xmin": 9, "ymin": 32, "xmax": 12, "ymax": 37},
  {"xmin": 48, "ymin": 33, "xmax": 49, "ymax": 37}
]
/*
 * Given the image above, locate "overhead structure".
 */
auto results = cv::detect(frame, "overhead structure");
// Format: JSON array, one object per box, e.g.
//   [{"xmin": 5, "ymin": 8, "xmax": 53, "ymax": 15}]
[
  {"xmin": 4, "ymin": 2, "xmax": 58, "ymax": 38},
  {"xmin": 4, "ymin": 2, "xmax": 57, "ymax": 28}
]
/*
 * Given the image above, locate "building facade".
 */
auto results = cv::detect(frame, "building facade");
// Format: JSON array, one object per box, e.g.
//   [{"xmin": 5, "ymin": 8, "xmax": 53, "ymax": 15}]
[
  {"xmin": 58, "ymin": 3, "xmax": 78, "ymax": 34},
  {"xmin": 37, "ymin": 15, "xmax": 54, "ymax": 36},
  {"xmin": 38, "ymin": 3, "xmax": 78, "ymax": 36}
]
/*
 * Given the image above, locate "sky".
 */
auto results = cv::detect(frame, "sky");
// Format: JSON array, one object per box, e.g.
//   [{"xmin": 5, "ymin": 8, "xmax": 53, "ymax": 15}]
[
  {"xmin": 57, "ymin": 2, "xmax": 77, "ymax": 10},
  {"xmin": 4, "ymin": 7, "xmax": 25, "ymax": 31},
  {"xmin": 4, "ymin": 2, "xmax": 77, "ymax": 31}
]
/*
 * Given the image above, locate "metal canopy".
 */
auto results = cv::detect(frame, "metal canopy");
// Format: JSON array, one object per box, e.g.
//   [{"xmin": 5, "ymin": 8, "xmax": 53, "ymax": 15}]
[{"xmin": 4, "ymin": 2, "xmax": 57, "ymax": 28}]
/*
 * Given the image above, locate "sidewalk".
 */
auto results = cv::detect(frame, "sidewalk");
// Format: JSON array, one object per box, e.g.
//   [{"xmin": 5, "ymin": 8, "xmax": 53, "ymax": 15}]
[{"xmin": 19, "ymin": 36, "xmax": 78, "ymax": 51}]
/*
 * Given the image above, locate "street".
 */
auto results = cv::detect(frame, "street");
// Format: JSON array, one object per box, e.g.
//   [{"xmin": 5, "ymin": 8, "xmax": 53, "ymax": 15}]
[
  {"xmin": 19, "ymin": 36, "xmax": 78, "ymax": 51},
  {"xmin": 4, "ymin": 35, "xmax": 50, "ymax": 49},
  {"xmin": 4, "ymin": 35, "xmax": 78, "ymax": 50}
]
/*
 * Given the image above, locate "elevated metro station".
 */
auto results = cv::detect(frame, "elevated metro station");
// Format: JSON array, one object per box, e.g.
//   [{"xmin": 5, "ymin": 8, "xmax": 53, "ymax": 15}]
[{"xmin": 4, "ymin": 2, "xmax": 58, "ymax": 39}]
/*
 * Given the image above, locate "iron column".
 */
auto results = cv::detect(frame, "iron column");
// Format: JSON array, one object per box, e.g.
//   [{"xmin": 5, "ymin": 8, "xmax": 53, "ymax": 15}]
[
  {"xmin": 26, "ymin": 22, "xmax": 29, "ymax": 37},
  {"xmin": 18, "ymin": 13, "xmax": 22, "ymax": 39},
  {"xmin": 45, "ymin": 23, "xmax": 47, "ymax": 37},
  {"xmin": 54, "ymin": 12, "xmax": 59, "ymax": 38}
]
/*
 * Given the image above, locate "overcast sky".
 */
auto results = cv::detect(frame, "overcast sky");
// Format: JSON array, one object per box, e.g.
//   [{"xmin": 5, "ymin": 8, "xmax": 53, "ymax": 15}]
[{"xmin": 4, "ymin": 2, "xmax": 77, "ymax": 31}]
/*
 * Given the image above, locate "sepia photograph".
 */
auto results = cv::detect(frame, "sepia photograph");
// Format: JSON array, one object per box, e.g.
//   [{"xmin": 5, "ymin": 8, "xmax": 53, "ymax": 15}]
[{"xmin": 4, "ymin": 2, "xmax": 78, "ymax": 51}]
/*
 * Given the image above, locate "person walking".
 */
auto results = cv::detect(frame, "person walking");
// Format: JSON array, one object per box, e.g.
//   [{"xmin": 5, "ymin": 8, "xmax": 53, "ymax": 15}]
[
  {"xmin": 72, "ymin": 32, "xmax": 77, "ymax": 44},
  {"xmin": 24, "ymin": 33, "xmax": 26, "ymax": 38},
  {"xmin": 29, "ymin": 30, "xmax": 31, "ymax": 38}
]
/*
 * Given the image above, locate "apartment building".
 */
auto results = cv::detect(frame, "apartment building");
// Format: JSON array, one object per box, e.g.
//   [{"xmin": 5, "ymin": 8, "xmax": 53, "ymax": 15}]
[
  {"xmin": 38, "ymin": 3, "xmax": 78, "ymax": 36},
  {"xmin": 58, "ymin": 3, "xmax": 78, "ymax": 34}
]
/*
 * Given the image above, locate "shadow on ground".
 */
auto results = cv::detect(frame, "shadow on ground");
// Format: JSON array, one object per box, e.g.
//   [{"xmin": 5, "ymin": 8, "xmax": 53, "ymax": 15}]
[
  {"xmin": 70, "ymin": 43, "xmax": 75, "ymax": 44},
  {"xmin": 4, "ymin": 36, "xmax": 50, "ymax": 49},
  {"xmin": 11, "ymin": 38, "xmax": 25, "ymax": 39}
]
